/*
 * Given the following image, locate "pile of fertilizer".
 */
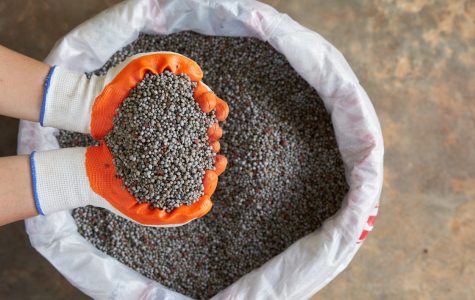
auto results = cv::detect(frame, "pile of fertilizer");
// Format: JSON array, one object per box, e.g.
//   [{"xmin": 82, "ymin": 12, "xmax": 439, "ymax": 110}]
[
  {"xmin": 61, "ymin": 32, "xmax": 348, "ymax": 299},
  {"xmin": 104, "ymin": 71, "xmax": 216, "ymax": 211}
]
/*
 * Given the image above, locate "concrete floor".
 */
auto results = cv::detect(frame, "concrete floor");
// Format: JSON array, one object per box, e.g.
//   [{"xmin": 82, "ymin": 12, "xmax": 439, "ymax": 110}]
[{"xmin": 0, "ymin": 0, "xmax": 474, "ymax": 299}]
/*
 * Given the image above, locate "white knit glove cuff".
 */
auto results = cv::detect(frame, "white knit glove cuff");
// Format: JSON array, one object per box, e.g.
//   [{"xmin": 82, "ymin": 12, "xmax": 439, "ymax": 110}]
[
  {"xmin": 30, "ymin": 148, "xmax": 104, "ymax": 214},
  {"xmin": 40, "ymin": 66, "xmax": 104, "ymax": 133}
]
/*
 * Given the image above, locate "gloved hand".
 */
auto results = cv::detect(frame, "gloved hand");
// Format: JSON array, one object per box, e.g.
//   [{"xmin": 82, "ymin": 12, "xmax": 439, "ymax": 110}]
[{"xmin": 31, "ymin": 52, "xmax": 229, "ymax": 226}]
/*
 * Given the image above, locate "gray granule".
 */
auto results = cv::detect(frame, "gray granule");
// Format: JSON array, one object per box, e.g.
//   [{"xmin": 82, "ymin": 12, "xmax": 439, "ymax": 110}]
[
  {"xmin": 64, "ymin": 32, "xmax": 348, "ymax": 299},
  {"xmin": 104, "ymin": 71, "xmax": 216, "ymax": 211},
  {"xmin": 56, "ymin": 130, "xmax": 99, "ymax": 148}
]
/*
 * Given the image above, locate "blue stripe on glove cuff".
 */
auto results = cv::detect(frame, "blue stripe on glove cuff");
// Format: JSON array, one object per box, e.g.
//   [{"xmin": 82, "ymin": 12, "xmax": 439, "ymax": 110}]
[
  {"xmin": 30, "ymin": 151, "xmax": 44, "ymax": 215},
  {"xmin": 39, "ymin": 65, "xmax": 56, "ymax": 127}
]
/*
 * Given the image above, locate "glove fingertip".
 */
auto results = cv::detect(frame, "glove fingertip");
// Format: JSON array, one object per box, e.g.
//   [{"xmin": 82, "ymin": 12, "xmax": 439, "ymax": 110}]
[
  {"xmin": 215, "ymin": 155, "xmax": 228, "ymax": 176},
  {"xmin": 215, "ymin": 97, "xmax": 229, "ymax": 121},
  {"xmin": 203, "ymin": 170, "xmax": 218, "ymax": 195},
  {"xmin": 197, "ymin": 92, "xmax": 217, "ymax": 113}
]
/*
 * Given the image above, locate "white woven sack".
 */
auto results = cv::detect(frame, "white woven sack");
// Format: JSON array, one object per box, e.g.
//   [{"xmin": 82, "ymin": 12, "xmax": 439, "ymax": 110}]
[{"xmin": 17, "ymin": 0, "xmax": 384, "ymax": 299}]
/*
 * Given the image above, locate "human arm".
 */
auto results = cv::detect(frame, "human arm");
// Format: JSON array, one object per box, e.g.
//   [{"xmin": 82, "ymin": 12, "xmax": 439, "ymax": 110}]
[
  {"xmin": 0, "ymin": 45, "xmax": 50, "ymax": 122},
  {"xmin": 0, "ymin": 46, "xmax": 48, "ymax": 225}
]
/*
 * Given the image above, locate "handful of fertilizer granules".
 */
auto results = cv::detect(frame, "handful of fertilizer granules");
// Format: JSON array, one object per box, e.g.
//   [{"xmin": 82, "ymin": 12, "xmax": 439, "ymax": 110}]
[
  {"xmin": 79, "ymin": 52, "xmax": 229, "ymax": 224},
  {"xmin": 104, "ymin": 71, "xmax": 219, "ymax": 212}
]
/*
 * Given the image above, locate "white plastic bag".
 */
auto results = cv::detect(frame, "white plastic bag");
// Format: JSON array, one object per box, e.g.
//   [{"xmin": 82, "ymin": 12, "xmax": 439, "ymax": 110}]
[{"xmin": 18, "ymin": 0, "xmax": 384, "ymax": 299}]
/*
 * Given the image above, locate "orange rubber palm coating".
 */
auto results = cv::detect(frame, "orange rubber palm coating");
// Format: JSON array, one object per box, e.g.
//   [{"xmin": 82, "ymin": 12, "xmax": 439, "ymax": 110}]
[
  {"xmin": 208, "ymin": 123, "xmax": 223, "ymax": 142},
  {"xmin": 215, "ymin": 155, "xmax": 228, "ymax": 176},
  {"xmin": 211, "ymin": 141, "xmax": 220, "ymax": 152},
  {"xmin": 215, "ymin": 97, "xmax": 229, "ymax": 121},
  {"xmin": 86, "ymin": 143, "xmax": 213, "ymax": 225},
  {"xmin": 86, "ymin": 53, "xmax": 228, "ymax": 225},
  {"xmin": 203, "ymin": 170, "xmax": 218, "ymax": 195},
  {"xmin": 193, "ymin": 81, "xmax": 229, "ymax": 119},
  {"xmin": 193, "ymin": 82, "xmax": 214, "ymax": 113}
]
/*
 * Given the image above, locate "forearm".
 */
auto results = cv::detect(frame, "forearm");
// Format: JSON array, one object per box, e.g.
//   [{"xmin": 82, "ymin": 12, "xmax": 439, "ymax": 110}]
[
  {"xmin": 0, "ymin": 45, "xmax": 50, "ymax": 122},
  {"xmin": 0, "ymin": 155, "xmax": 37, "ymax": 225}
]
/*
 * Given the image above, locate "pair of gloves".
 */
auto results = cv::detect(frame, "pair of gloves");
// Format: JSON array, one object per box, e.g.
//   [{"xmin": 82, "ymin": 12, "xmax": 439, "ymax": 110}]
[{"xmin": 32, "ymin": 52, "xmax": 229, "ymax": 227}]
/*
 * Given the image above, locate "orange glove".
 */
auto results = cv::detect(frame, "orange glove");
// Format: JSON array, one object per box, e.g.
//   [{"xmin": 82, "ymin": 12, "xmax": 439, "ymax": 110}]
[{"xmin": 32, "ymin": 53, "xmax": 229, "ymax": 226}]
